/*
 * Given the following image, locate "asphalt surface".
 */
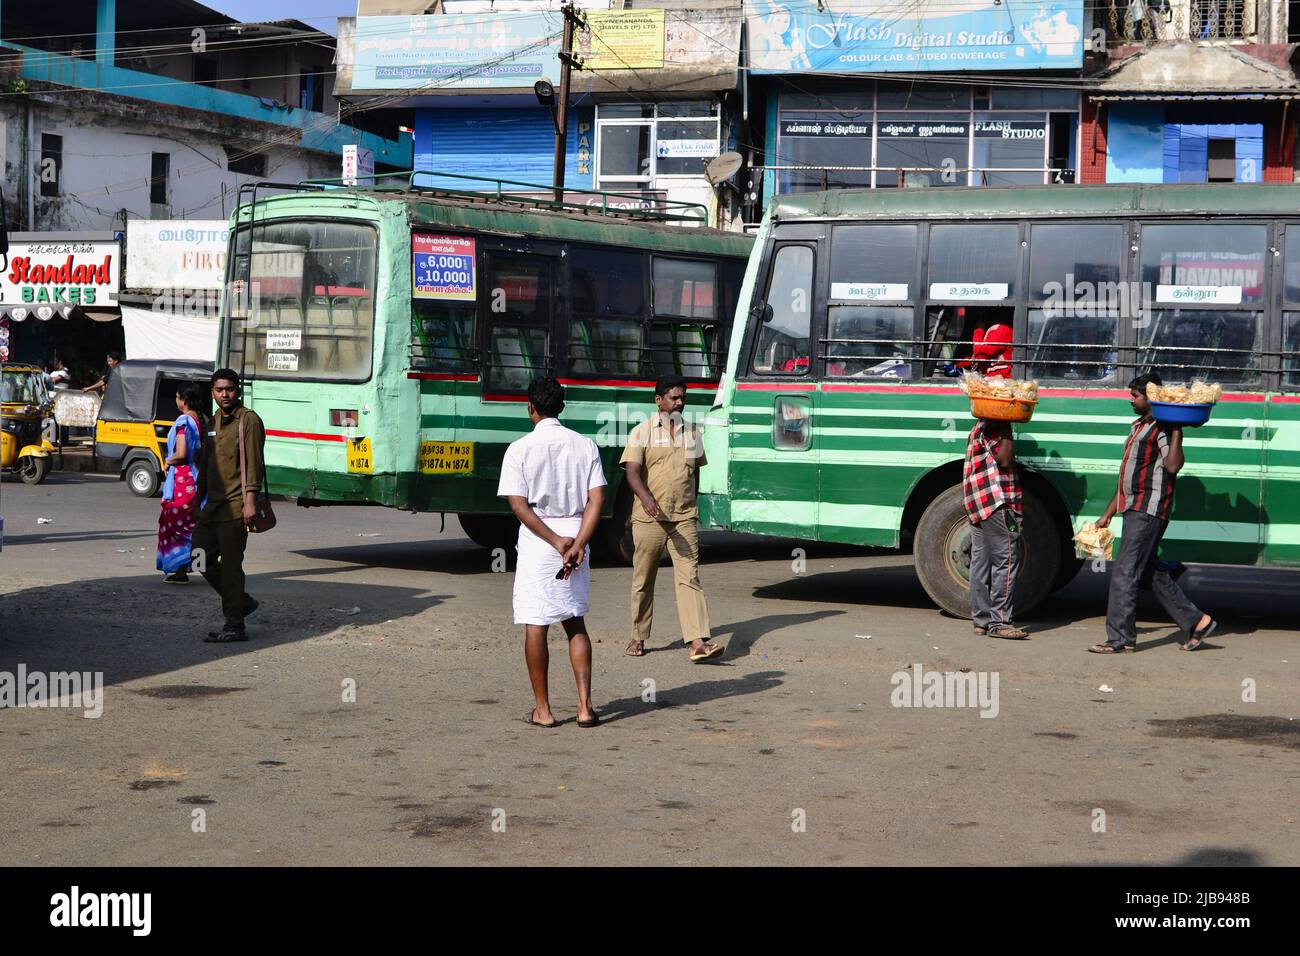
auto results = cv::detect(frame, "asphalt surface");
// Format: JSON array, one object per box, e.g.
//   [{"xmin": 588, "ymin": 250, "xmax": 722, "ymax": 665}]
[{"xmin": 1, "ymin": 470, "xmax": 1298, "ymax": 865}]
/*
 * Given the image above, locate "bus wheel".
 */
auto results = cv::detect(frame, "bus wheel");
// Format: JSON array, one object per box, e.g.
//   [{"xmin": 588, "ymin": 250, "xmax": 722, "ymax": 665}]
[
  {"xmin": 19, "ymin": 455, "xmax": 49, "ymax": 485},
  {"xmin": 913, "ymin": 485, "xmax": 1061, "ymax": 619},
  {"xmin": 456, "ymin": 513, "xmax": 519, "ymax": 552},
  {"xmin": 126, "ymin": 460, "xmax": 160, "ymax": 497}
]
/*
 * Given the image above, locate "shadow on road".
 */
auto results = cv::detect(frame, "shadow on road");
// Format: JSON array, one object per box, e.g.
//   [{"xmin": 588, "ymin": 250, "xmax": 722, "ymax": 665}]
[
  {"xmin": 0, "ymin": 564, "xmax": 451, "ymax": 690},
  {"xmin": 753, "ymin": 564, "xmax": 937, "ymax": 611},
  {"xmin": 713, "ymin": 610, "xmax": 845, "ymax": 658},
  {"xmin": 592, "ymin": 669, "xmax": 787, "ymax": 725}
]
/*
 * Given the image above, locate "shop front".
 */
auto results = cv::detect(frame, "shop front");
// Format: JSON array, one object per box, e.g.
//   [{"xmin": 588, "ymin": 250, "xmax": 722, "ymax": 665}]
[{"xmin": 0, "ymin": 235, "xmax": 123, "ymax": 388}]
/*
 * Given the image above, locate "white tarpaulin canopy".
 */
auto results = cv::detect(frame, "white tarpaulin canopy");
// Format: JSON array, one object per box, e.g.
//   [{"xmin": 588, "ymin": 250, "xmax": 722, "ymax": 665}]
[{"xmin": 120, "ymin": 306, "xmax": 219, "ymax": 363}]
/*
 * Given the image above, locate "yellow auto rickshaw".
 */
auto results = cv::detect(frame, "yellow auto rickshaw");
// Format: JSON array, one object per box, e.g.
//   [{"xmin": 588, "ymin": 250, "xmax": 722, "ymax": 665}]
[
  {"xmin": 1, "ymin": 362, "xmax": 56, "ymax": 484},
  {"xmin": 94, "ymin": 359, "xmax": 213, "ymax": 497}
]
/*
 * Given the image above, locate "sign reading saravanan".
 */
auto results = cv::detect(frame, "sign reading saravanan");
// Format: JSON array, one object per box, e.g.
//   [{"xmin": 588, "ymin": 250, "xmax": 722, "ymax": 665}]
[{"xmin": 1, "ymin": 241, "xmax": 121, "ymax": 306}]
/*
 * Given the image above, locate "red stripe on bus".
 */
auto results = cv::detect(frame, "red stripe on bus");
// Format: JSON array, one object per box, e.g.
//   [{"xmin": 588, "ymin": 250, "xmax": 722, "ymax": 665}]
[
  {"xmin": 557, "ymin": 377, "xmax": 716, "ymax": 390},
  {"xmin": 1271, "ymin": 394, "xmax": 1300, "ymax": 403},
  {"xmin": 822, "ymin": 383, "xmax": 960, "ymax": 394},
  {"xmin": 266, "ymin": 429, "xmax": 347, "ymax": 442},
  {"xmin": 736, "ymin": 382, "xmax": 817, "ymax": 392},
  {"xmin": 482, "ymin": 394, "xmax": 529, "ymax": 403},
  {"xmin": 406, "ymin": 371, "xmax": 480, "ymax": 382}
]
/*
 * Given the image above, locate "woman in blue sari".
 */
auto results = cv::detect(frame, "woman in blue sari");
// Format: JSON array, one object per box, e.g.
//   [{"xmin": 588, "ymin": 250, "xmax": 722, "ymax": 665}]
[{"xmin": 156, "ymin": 384, "xmax": 206, "ymax": 583}]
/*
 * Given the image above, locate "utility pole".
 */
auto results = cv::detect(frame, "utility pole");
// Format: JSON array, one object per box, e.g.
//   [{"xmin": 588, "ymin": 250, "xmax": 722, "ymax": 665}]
[{"xmin": 553, "ymin": 3, "xmax": 585, "ymax": 204}]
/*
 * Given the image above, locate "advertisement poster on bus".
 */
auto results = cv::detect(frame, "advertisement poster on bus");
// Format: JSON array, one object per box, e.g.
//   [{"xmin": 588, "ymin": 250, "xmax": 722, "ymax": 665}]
[
  {"xmin": 352, "ymin": 14, "xmax": 562, "ymax": 90},
  {"xmin": 746, "ymin": 0, "xmax": 1084, "ymax": 74},
  {"xmin": 579, "ymin": 10, "xmax": 666, "ymax": 70},
  {"xmin": 413, "ymin": 235, "xmax": 476, "ymax": 301}
]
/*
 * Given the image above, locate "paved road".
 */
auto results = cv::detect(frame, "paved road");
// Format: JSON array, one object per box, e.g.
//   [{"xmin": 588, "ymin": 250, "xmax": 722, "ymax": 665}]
[{"xmin": 1, "ymin": 471, "xmax": 1297, "ymax": 865}]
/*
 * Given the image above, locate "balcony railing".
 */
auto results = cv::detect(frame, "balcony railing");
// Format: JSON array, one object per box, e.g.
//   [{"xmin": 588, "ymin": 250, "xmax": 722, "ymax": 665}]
[{"xmin": 1106, "ymin": 0, "xmax": 1262, "ymax": 45}]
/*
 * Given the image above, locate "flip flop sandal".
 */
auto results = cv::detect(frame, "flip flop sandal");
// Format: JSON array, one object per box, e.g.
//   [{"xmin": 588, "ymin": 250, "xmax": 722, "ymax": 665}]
[
  {"xmin": 1182, "ymin": 620, "xmax": 1216, "ymax": 650},
  {"xmin": 523, "ymin": 710, "xmax": 558, "ymax": 729},
  {"xmin": 204, "ymin": 628, "xmax": 248, "ymax": 643},
  {"xmin": 1087, "ymin": 643, "xmax": 1127, "ymax": 654},
  {"xmin": 577, "ymin": 714, "xmax": 601, "ymax": 728},
  {"xmin": 625, "ymin": 641, "xmax": 645, "ymax": 657},
  {"xmin": 689, "ymin": 642, "xmax": 724, "ymax": 662}
]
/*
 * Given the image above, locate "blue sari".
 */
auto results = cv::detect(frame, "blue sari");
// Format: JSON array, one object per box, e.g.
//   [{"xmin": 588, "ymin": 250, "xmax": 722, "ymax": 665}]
[{"xmin": 156, "ymin": 414, "xmax": 201, "ymax": 573}]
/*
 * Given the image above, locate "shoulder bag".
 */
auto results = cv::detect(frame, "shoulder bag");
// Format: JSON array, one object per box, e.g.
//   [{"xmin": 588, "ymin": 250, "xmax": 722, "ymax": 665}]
[{"xmin": 238, "ymin": 412, "xmax": 277, "ymax": 533}]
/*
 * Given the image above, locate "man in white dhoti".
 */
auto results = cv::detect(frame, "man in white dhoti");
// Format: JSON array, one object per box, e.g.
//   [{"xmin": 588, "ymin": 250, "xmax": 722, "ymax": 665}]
[{"xmin": 497, "ymin": 376, "xmax": 607, "ymax": 728}]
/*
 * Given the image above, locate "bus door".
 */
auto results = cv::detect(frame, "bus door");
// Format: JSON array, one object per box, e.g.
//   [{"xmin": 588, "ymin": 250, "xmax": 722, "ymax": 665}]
[{"xmin": 731, "ymin": 236, "xmax": 819, "ymax": 538}]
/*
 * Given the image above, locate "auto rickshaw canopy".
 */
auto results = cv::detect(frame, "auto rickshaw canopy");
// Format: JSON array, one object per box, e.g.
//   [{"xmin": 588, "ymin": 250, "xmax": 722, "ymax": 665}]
[{"xmin": 97, "ymin": 359, "xmax": 213, "ymax": 424}]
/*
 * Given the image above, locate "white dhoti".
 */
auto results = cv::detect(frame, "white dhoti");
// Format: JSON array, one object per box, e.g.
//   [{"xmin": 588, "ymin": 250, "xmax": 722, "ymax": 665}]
[{"xmin": 512, "ymin": 516, "xmax": 591, "ymax": 626}]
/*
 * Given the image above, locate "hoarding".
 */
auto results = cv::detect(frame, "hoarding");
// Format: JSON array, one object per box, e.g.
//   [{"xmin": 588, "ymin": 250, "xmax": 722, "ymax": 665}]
[
  {"xmin": 1, "ymin": 240, "xmax": 121, "ymax": 306},
  {"xmin": 580, "ymin": 10, "xmax": 666, "ymax": 70},
  {"xmin": 747, "ymin": 0, "xmax": 1084, "ymax": 74},
  {"xmin": 126, "ymin": 221, "xmax": 228, "ymax": 291}
]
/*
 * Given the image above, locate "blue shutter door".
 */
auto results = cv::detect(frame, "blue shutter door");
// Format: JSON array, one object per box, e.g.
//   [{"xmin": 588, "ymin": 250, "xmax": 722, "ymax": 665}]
[{"xmin": 414, "ymin": 107, "xmax": 595, "ymax": 191}]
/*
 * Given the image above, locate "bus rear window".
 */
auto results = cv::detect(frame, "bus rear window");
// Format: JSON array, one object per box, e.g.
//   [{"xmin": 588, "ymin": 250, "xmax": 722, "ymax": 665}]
[{"xmin": 226, "ymin": 220, "xmax": 377, "ymax": 381}]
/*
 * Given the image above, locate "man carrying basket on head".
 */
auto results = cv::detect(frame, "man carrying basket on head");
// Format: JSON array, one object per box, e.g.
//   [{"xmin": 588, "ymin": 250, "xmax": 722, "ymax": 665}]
[{"xmin": 963, "ymin": 414, "xmax": 1028, "ymax": 640}]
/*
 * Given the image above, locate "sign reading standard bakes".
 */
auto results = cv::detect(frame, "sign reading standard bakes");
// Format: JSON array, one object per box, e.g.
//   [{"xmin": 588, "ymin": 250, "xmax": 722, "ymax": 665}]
[
  {"xmin": 1, "ymin": 241, "xmax": 121, "ymax": 305},
  {"xmin": 413, "ymin": 235, "xmax": 476, "ymax": 301}
]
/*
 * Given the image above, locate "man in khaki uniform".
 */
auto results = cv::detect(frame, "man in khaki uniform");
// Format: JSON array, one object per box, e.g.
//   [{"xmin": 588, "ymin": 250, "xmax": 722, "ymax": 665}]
[{"xmin": 620, "ymin": 375, "xmax": 722, "ymax": 662}]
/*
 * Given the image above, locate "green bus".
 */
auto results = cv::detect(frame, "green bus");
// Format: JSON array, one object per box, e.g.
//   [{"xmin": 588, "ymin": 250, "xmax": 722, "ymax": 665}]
[
  {"xmin": 701, "ymin": 183, "xmax": 1300, "ymax": 615},
  {"xmin": 217, "ymin": 177, "xmax": 752, "ymax": 560}
]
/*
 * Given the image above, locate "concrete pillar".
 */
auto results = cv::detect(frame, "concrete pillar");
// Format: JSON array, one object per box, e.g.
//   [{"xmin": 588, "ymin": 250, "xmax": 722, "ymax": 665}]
[{"xmin": 96, "ymin": 0, "xmax": 115, "ymax": 66}]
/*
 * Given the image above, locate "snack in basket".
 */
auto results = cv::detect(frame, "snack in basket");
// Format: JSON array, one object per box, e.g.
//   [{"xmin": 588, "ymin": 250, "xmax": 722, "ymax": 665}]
[
  {"xmin": 960, "ymin": 372, "xmax": 1038, "ymax": 402},
  {"xmin": 1072, "ymin": 522, "xmax": 1115, "ymax": 561},
  {"xmin": 1146, "ymin": 380, "xmax": 1222, "ymax": 404}
]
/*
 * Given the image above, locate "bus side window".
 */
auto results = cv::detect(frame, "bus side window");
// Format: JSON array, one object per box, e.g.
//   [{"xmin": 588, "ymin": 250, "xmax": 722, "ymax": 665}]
[
  {"xmin": 483, "ymin": 253, "xmax": 552, "ymax": 390},
  {"xmin": 569, "ymin": 248, "xmax": 644, "ymax": 376},
  {"xmin": 412, "ymin": 300, "xmax": 475, "ymax": 371},
  {"xmin": 750, "ymin": 245, "xmax": 813, "ymax": 376},
  {"xmin": 649, "ymin": 257, "xmax": 719, "ymax": 378}
]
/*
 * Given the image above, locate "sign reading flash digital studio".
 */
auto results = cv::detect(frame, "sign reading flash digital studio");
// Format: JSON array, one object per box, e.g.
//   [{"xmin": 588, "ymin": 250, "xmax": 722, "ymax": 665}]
[
  {"xmin": 1, "ymin": 241, "xmax": 121, "ymax": 306},
  {"xmin": 747, "ymin": 0, "xmax": 1083, "ymax": 73}
]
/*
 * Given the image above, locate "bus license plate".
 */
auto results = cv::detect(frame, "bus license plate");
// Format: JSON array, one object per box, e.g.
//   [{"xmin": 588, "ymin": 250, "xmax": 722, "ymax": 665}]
[
  {"xmin": 347, "ymin": 437, "xmax": 373, "ymax": 474},
  {"xmin": 420, "ymin": 440, "xmax": 474, "ymax": 475}
]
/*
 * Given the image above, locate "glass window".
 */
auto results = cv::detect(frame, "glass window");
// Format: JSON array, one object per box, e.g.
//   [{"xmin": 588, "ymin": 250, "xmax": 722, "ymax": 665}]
[
  {"xmin": 412, "ymin": 301, "xmax": 475, "ymax": 371},
  {"xmin": 487, "ymin": 325, "xmax": 549, "ymax": 392},
  {"xmin": 1138, "ymin": 310, "xmax": 1262, "ymax": 384},
  {"xmin": 990, "ymin": 87, "xmax": 1079, "ymax": 110},
  {"xmin": 600, "ymin": 104, "xmax": 652, "ymax": 118},
  {"xmin": 1283, "ymin": 229, "xmax": 1300, "ymax": 303},
  {"xmin": 830, "ymin": 224, "xmax": 918, "ymax": 299},
  {"xmin": 571, "ymin": 318, "xmax": 643, "ymax": 376},
  {"xmin": 571, "ymin": 248, "xmax": 644, "ymax": 317},
  {"xmin": 486, "ymin": 255, "xmax": 551, "ymax": 323},
  {"xmin": 777, "ymin": 111, "xmax": 872, "ymax": 193},
  {"xmin": 928, "ymin": 223, "xmax": 1019, "ymax": 299},
  {"xmin": 972, "ymin": 113, "xmax": 1046, "ymax": 186},
  {"xmin": 877, "ymin": 82, "xmax": 968, "ymax": 110},
  {"xmin": 649, "ymin": 322, "xmax": 721, "ymax": 379},
  {"xmin": 751, "ymin": 245, "xmax": 813, "ymax": 375},
  {"xmin": 1284, "ymin": 313, "xmax": 1300, "ymax": 387},
  {"xmin": 876, "ymin": 113, "xmax": 968, "ymax": 188},
  {"xmin": 227, "ymin": 220, "xmax": 377, "ymax": 381},
  {"xmin": 773, "ymin": 395, "xmax": 812, "ymax": 451},
  {"xmin": 1139, "ymin": 223, "xmax": 1267, "ymax": 306},
  {"xmin": 825, "ymin": 306, "xmax": 913, "ymax": 379},
  {"xmin": 1029, "ymin": 224, "xmax": 1125, "ymax": 300},
  {"xmin": 1025, "ymin": 309, "xmax": 1118, "ymax": 383},
  {"xmin": 720, "ymin": 259, "xmax": 746, "ymax": 326},
  {"xmin": 653, "ymin": 258, "xmax": 716, "ymax": 319},
  {"xmin": 657, "ymin": 101, "xmax": 716, "ymax": 118},
  {"xmin": 657, "ymin": 119, "xmax": 718, "ymax": 175},
  {"xmin": 599, "ymin": 124, "xmax": 652, "ymax": 181}
]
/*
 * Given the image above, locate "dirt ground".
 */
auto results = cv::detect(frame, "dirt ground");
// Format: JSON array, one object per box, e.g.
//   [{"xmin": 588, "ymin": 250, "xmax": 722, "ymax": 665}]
[{"xmin": 1, "ymin": 471, "xmax": 1297, "ymax": 865}]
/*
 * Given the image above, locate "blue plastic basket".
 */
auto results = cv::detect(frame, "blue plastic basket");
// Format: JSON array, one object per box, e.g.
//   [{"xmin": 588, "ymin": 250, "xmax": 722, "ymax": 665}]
[{"xmin": 1150, "ymin": 401, "xmax": 1213, "ymax": 426}]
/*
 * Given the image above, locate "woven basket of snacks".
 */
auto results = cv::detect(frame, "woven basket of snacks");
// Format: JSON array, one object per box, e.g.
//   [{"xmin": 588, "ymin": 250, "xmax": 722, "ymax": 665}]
[
  {"xmin": 1147, "ymin": 380, "xmax": 1221, "ymax": 427},
  {"xmin": 960, "ymin": 373, "xmax": 1039, "ymax": 422}
]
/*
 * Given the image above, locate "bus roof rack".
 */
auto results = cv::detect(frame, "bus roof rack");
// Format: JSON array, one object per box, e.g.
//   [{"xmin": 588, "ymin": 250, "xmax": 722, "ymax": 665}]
[{"xmin": 293, "ymin": 170, "xmax": 710, "ymax": 225}]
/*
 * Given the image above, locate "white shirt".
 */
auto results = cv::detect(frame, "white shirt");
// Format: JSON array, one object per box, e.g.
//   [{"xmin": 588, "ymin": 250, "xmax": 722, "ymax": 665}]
[{"xmin": 497, "ymin": 417, "xmax": 606, "ymax": 518}]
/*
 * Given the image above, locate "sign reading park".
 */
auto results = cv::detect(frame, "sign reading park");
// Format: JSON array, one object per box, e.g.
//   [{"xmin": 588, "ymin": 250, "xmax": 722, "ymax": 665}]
[{"xmin": 2, "ymin": 241, "xmax": 121, "ymax": 306}]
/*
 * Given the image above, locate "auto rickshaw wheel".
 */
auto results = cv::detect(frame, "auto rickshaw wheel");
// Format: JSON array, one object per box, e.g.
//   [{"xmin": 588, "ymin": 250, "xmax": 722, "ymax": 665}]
[
  {"xmin": 18, "ymin": 454, "xmax": 49, "ymax": 485},
  {"xmin": 127, "ymin": 460, "xmax": 160, "ymax": 497}
]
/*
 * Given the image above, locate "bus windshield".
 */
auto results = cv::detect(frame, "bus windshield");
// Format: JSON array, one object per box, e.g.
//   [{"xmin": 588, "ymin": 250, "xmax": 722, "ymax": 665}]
[{"xmin": 226, "ymin": 220, "xmax": 378, "ymax": 381}]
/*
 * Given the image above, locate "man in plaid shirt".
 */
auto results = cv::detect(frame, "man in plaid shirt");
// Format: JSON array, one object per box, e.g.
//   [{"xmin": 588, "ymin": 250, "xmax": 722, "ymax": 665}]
[
  {"xmin": 1089, "ymin": 373, "xmax": 1216, "ymax": 653},
  {"xmin": 963, "ymin": 418, "xmax": 1028, "ymax": 639}
]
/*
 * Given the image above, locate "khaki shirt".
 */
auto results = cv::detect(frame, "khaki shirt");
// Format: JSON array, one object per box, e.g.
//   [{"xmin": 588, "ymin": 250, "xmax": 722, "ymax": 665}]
[
  {"xmin": 619, "ymin": 413, "xmax": 707, "ymax": 523},
  {"xmin": 198, "ymin": 405, "xmax": 266, "ymax": 522}
]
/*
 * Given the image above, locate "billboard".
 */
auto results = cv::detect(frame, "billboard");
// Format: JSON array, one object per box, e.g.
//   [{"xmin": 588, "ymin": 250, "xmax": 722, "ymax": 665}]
[
  {"xmin": 126, "ymin": 221, "xmax": 228, "ymax": 291},
  {"xmin": 353, "ymin": 14, "xmax": 562, "ymax": 90},
  {"xmin": 747, "ymin": 0, "xmax": 1084, "ymax": 74},
  {"xmin": 2, "ymin": 240, "xmax": 121, "ymax": 307},
  {"xmin": 580, "ymin": 10, "xmax": 666, "ymax": 70}
]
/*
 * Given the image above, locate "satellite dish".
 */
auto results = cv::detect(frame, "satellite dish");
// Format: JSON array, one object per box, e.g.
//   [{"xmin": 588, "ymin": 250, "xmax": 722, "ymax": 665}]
[{"xmin": 705, "ymin": 151, "xmax": 744, "ymax": 186}]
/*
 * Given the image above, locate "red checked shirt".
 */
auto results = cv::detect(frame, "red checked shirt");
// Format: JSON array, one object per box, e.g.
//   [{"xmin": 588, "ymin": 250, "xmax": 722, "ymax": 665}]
[
  {"xmin": 1118, "ymin": 416, "xmax": 1176, "ymax": 520},
  {"xmin": 963, "ymin": 420, "xmax": 1022, "ymax": 523}
]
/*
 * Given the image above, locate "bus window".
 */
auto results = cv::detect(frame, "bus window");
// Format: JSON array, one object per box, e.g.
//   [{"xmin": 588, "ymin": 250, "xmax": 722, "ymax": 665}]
[
  {"xmin": 927, "ymin": 223, "xmax": 1018, "ymax": 300},
  {"xmin": 569, "ymin": 248, "xmax": 644, "ymax": 376},
  {"xmin": 484, "ymin": 253, "xmax": 552, "ymax": 391},
  {"xmin": 751, "ymin": 245, "xmax": 813, "ymax": 376},
  {"xmin": 228, "ymin": 220, "xmax": 377, "ymax": 381},
  {"xmin": 1026, "ymin": 223, "xmax": 1124, "ymax": 381},
  {"xmin": 1139, "ymin": 223, "xmax": 1267, "ymax": 306},
  {"xmin": 1284, "ymin": 313, "xmax": 1300, "ymax": 388},
  {"xmin": 412, "ymin": 300, "xmax": 475, "ymax": 371},
  {"xmin": 1138, "ymin": 310, "xmax": 1262, "ymax": 384},
  {"xmin": 650, "ymin": 258, "xmax": 718, "ymax": 378},
  {"xmin": 826, "ymin": 307, "xmax": 912, "ymax": 378}
]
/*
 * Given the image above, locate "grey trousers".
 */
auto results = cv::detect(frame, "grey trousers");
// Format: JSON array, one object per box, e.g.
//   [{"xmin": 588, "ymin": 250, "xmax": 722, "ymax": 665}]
[
  {"xmin": 970, "ymin": 505, "xmax": 1020, "ymax": 628},
  {"xmin": 1105, "ymin": 509, "xmax": 1202, "ymax": 648}
]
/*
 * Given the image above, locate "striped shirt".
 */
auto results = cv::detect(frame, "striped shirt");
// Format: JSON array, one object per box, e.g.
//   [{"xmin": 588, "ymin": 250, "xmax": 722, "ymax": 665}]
[
  {"xmin": 1118, "ymin": 416, "xmax": 1176, "ymax": 519},
  {"xmin": 963, "ymin": 420, "xmax": 1022, "ymax": 523}
]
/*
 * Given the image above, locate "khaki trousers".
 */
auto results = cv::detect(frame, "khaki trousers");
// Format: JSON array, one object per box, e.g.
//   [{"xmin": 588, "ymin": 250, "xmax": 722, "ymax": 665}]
[{"xmin": 631, "ymin": 518, "xmax": 711, "ymax": 644}]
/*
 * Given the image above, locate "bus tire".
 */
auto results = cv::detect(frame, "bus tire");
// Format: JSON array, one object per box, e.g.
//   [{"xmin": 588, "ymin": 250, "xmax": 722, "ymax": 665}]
[
  {"xmin": 456, "ymin": 513, "xmax": 519, "ymax": 552},
  {"xmin": 913, "ymin": 484, "xmax": 1061, "ymax": 619},
  {"xmin": 126, "ymin": 460, "xmax": 160, "ymax": 498}
]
